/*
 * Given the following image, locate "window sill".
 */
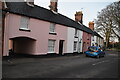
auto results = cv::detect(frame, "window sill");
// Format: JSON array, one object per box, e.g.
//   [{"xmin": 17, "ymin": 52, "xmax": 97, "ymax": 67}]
[
  {"xmin": 19, "ymin": 28, "xmax": 31, "ymax": 32},
  {"xmin": 74, "ymin": 36, "xmax": 78, "ymax": 38},
  {"xmin": 51, "ymin": 10, "xmax": 58, "ymax": 14},
  {"xmin": 73, "ymin": 51, "xmax": 77, "ymax": 52},
  {"xmin": 49, "ymin": 32, "xmax": 57, "ymax": 35},
  {"xmin": 47, "ymin": 52, "xmax": 55, "ymax": 54}
]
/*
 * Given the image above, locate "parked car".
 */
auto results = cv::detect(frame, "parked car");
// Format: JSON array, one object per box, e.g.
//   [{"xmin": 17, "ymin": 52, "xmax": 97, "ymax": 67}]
[{"xmin": 84, "ymin": 46, "xmax": 105, "ymax": 58}]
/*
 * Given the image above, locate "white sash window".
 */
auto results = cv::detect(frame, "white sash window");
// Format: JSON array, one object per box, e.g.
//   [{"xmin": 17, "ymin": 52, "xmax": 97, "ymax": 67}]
[
  {"xmin": 50, "ymin": 23, "xmax": 55, "ymax": 33},
  {"xmin": 48, "ymin": 40, "xmax": 55, "ymax": 53},
  {"xmin": 20, "ymin": 16, "xmax": 29, "ymax": 30}
]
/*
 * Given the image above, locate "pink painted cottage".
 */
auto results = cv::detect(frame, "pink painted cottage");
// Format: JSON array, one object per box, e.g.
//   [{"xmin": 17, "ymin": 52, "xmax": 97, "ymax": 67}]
[{"xmin": 3, "ymin": 1, "xmax": 68, "ymax": 56}]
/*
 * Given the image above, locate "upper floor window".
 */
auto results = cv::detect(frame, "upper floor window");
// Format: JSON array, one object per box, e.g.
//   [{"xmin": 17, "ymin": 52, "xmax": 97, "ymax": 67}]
[
  {"xmin": 92, "ymin": 36, "xmax": 94, "ymax": 41},
  {"xmin": 75, "ymin": 29, "xmax": 78, "ymax": 37},
  {"xmin": 50, "ymin": 23, "xmax": 56, "ymax": 33},
  {"xmin": 20, "ymin": 16, "xmax": 30, "ymax": 30}
]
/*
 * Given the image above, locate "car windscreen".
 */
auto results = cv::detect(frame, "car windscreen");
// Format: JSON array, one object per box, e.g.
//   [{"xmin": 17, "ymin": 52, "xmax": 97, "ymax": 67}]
[{"xmin": 88, "ymin": 47, "xmax": 97, "ymax": 51}]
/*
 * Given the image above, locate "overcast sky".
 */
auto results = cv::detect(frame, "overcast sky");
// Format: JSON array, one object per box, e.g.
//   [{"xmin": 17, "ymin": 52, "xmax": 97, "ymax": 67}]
[{"xmin": 34, "ymin": 0, "xmax": 117, "ymax": 26}]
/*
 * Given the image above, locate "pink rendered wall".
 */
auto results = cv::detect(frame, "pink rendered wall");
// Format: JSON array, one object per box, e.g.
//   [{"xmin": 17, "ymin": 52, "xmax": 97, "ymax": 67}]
[
  {"xmin": 48, "ymin": 24, "xmax": 67, "ymax": 54},
  {"xmin": 82, "ymin": 32, "xmax": 91, "ymax": 52},
  {"xmin": 3, "ymin": 13, "xmax": 67, "ymax": 56}
]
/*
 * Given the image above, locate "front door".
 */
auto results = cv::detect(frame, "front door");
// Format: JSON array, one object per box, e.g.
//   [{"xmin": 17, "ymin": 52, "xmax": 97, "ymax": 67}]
[{"xmin": 59, "ymin": 40, "xmax": 64, "ymax": 55}]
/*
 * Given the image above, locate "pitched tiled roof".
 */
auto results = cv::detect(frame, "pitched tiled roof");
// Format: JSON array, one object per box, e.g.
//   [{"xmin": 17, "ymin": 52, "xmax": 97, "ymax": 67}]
[
  {"xmin": 4, "ymin": 2, "xmax": 94, "ymax": 34},
  {"xmin": 4, "ymin": 2, "xmax": 99, "ymax": 35},
  {"xmin": 82, "ymin": 25, "xmax": 94, "ymax": 35},
  {"xmin": 94, "ymin": 31, "xmax": 103, "ymax": 39}
]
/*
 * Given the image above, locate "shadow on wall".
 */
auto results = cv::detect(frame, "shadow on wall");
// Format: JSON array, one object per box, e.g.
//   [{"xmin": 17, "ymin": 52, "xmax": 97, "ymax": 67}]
[{"xmin": 9, "ymin": 37, "xmax": 36, "ymax": 55}]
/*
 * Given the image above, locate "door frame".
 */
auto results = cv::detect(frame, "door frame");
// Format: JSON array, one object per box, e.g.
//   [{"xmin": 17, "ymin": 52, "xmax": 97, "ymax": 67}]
[{"xmin": 59, "ymin": 40, "xmax": 64, "ymax": 55}]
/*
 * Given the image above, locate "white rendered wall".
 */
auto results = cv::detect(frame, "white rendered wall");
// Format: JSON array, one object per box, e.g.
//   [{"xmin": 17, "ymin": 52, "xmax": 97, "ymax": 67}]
[
  {"xmin": 94, "ymin": 36, "xmax": 97, "ymax": 45},
  {"xmin": 78, "ymin": 30, "xmax": 83, "ymax": 52},
  {"xmin": 66, "ymin": 27, "xmax": 83, "ymax": 53},
  {"xmin": 66, "ymin": 27, "xmax": 75, "ymax": 53},
  {"xmin": 91, "ymin": 35, "xmax": 94, "ymax": 46}
]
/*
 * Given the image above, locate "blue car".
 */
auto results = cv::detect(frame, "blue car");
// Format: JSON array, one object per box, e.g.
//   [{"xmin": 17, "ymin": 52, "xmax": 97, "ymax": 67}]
[{"xmin": 84, "ymin": 46, "xmax": 105, "ymax": 58}]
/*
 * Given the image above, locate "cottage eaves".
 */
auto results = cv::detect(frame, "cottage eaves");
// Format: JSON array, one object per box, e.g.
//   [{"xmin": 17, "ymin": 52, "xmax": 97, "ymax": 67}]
[
  {"xmin": 94, "ymin": 31, "xmax": 103, "ymax": 39},
  {"xmin": 4, "ymin": 2, "xmax": 94, "ymax": 34}
]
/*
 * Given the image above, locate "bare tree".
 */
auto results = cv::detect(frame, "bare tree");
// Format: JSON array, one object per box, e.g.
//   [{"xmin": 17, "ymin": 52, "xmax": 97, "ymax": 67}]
[
  {"xmin": 110, "ymin": 1, "xmax": 120, "ymax": 44},
  {"xmin": 95, "ymin": 1, "xmax": 120, "ymax": 48}
]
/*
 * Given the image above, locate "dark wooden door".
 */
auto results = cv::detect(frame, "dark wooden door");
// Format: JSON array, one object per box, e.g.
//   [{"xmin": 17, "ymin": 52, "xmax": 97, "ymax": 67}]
[{"xmin": 59, "ymin": 40, "xmax": 64, "ymax": 55}]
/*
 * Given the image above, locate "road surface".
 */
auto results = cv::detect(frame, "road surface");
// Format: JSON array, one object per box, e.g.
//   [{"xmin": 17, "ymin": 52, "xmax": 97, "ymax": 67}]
[{"xmin": 2, "ymin": 50, "xmax": 119, "ymax": 78}]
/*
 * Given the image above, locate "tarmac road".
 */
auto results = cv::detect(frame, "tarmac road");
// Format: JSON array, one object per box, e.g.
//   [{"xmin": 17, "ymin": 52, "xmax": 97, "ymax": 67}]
[{"xmin": 2, "ymin": 50, "xmax": 119, "ymax": 78}]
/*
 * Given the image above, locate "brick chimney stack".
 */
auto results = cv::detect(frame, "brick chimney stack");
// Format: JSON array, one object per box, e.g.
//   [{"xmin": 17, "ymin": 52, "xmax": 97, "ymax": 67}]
[
  {"xmin": 49, "ymin": 0, "xmax": 58, "ymax": 12},
  {"xmin": 26, "ymin": 0, "xmax": 34, "ymax": 7},
  {"xmin": 89, "ymin": 21, "xmax": 94, "ymax": 30},
  {"xmin": 0, "ymin": 0, "xmax": 7, "ymax": 9},
  {"xmin": 75, "ymin": 11, "xmax": 83, "ymax": 24}
]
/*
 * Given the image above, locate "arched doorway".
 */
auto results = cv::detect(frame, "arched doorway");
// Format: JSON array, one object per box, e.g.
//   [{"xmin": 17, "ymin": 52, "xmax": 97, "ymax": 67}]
[{"xmin": 9, "ymin": 37, "xmax": 36, "ymax": 55}]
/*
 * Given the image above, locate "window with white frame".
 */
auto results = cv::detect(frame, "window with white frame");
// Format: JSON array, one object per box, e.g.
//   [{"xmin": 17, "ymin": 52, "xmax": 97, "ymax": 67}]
[
  {"xmin": 74, "ymin": 41, "xmax": 77, "ymax": 51},
  {"xmin": 48, "ymin": 40, "xmax": 55, "ymax": 52},
  {"xmin": 20, "ymin": 16, "xmax": 29, "ymax": 30},
  {"xmin": 92, "ymin": 36, "xmax": 94, "ymax": 41},
  {"xmin": 75, "ymin": 29, "xmax": 78, "ymax": 37},
  {"xmin": 50, "ymin": 23, "xmax": 56, "ymax": 33}
]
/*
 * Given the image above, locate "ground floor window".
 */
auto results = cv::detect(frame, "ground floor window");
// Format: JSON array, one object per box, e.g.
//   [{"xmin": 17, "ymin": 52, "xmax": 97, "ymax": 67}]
[
  {"xmin": 74, "ymin": 41, "xmax": 77, "ymax": 51},
  {"xmin": 48, "ymin": 40, "xmax": 55, "ymax": 53}
]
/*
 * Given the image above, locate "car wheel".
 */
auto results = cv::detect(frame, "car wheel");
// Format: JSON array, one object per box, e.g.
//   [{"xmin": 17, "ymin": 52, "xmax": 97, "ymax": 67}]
[
  {"xmin": 86, "ymin": 54, "xmax": 88, "ymax": 57},
  {"xmin": 104, "ymin": 53, "xmax": 106, "ymax": 57},
  {"xmin": 102, "ymin": 55, "xmax": 104, "ymax": 57},
  {"xmin": 103, "ymin": 54, "xmax": 105, "ymax": 57},
  {"xmin": 101, "ymin": 53, "xmax": 105, "ymax": 57}
]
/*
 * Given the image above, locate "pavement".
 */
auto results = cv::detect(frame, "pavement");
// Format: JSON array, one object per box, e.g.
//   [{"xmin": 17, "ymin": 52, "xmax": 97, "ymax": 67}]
[{"xmin": 2, "ymin": 50, "xmax": 119, "ymax": 79}]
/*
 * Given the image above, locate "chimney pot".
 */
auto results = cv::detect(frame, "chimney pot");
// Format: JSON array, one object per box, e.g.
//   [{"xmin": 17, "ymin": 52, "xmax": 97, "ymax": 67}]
[
  {"xmin": 1, "ymin": 0, "xmax": 8, "ymax": 9},
  {"xmin": 75, "ymin": 11, "xmax": 83, "ymax": 24},
  {"xmin": 49, "ymin": 0, "xmax": 58, "ymax": 12},
  {"xmin": 26, "ymin": 0, "xmax": 34, "ymax": 7},
  {"xmin": 89, "ymin": 21, "xmax": 94, "ymax": 30}
]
